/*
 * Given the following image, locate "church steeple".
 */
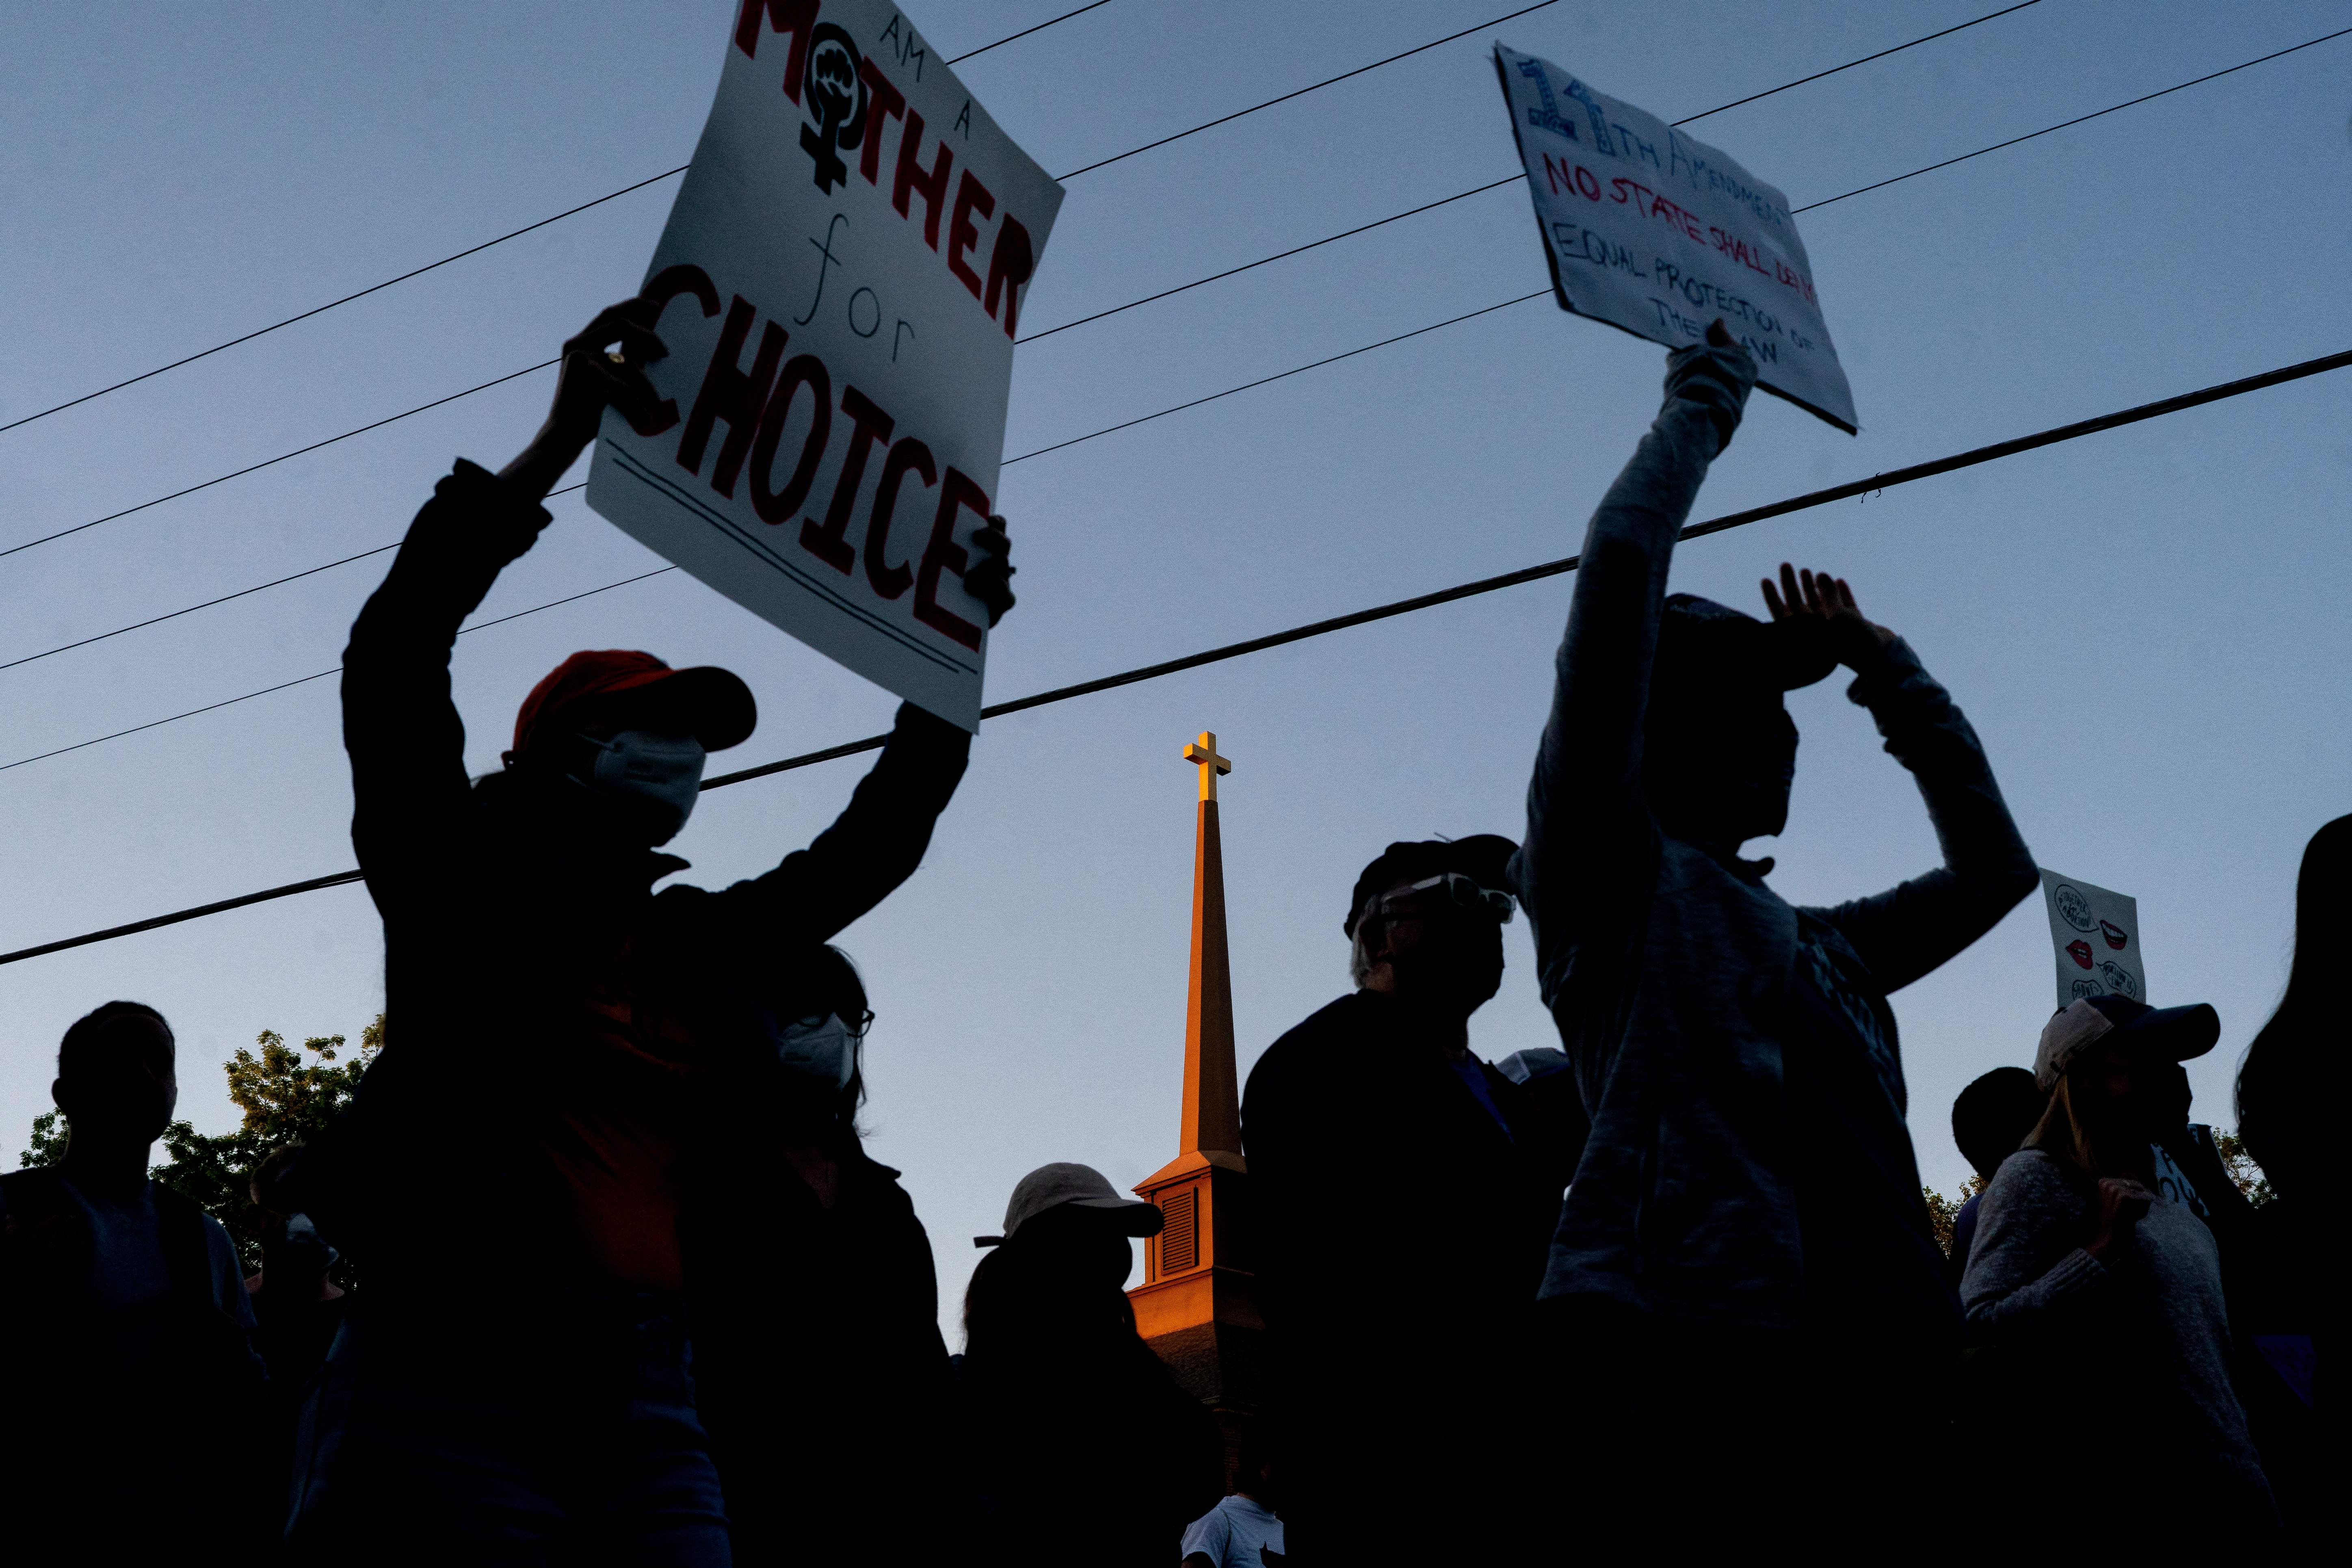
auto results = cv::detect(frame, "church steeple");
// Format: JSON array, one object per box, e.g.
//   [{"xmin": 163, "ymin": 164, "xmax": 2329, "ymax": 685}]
[
  {"xmin": 1175, "ymin": 732, "xmax": 1240, "ymax": 1160},
  {"xmin": 1131, "ymin": 731, "xmax": 1262, "ymax": 1474}
]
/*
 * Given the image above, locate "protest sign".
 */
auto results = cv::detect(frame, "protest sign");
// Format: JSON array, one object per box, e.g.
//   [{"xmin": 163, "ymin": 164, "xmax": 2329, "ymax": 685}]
[
  {"xmin": 588, "ymin": 0, "xmax": 1064, "ymax": 730},
  {"xmin": 2039, "ymin": 869, "xmax": 2144, "ymax": 1009},
  {"xmin": 1492, "ymin": 43, "xmax": 1857, "ymax": 433}
]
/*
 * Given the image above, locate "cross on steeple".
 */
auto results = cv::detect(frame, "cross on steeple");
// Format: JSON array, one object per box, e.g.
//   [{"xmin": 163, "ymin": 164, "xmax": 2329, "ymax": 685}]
[{"xmin": 1184, "ymin": 731, "xmax": 1233, "ymax": 802}]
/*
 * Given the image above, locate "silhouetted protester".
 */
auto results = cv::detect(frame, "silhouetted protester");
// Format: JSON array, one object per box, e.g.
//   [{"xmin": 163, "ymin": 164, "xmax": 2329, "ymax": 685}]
[
  {"xmin": 1962, "ymin": 996, "xmax": 2276, "ymax": 1542},
  {"xmin": 956, "ymin": 1164, "xmax": 1222, "ymax": 1566},
  {"xmin": 686, "ymin": 945, "xmax": 957, "ymax": 1566},
  {"xmin": 246, "ymin": 1147, "xmax": 351, "ymax": 1396},
  {"xmin": 1512, "ymin": 323, "xmax": 2038, "ymax": 1542},
  {"xmin": 1242, "ymin": 836, "xmax": 1575, "ymax": 1561},
  {"xmin": 0, "ymin": 1001, "xmax": 270, "ymax": 1555},
  {"xmin": 1949, "ymin": 1066, "xmax": 2047, "ymax": 1286},
  {"xmin": 2229, "ymin": 813, "xmax": 2343, "ymax": 1543},
  {"xmin": 283, "ymin": 298, "xmax": 1014, "ymax": 1564},
  {"xmin": 1181, "ymin": 1433, "xmax": 1283, "ymax": 1568}
]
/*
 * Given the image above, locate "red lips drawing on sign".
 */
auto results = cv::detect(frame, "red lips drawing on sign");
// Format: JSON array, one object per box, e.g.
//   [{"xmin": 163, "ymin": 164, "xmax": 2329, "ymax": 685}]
[
  {"xmin": 2066, "ymin": 939, "xmax": 2095, "ymax": 969},
  {"xmin": 2100, "ymin": 919, "xmax": 2129, "ymax": 951}
]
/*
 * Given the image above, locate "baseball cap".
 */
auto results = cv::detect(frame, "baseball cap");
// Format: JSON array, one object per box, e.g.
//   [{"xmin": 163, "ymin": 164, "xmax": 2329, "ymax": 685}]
[
  {"xmin": 2034, "ymin": 994, "xmax": 2220, "ymax": 1093},
  {"xmin": 1345, "ymin": 835, "xmax": 1519, "ymax": 938},
  {"xmin": 510, "ymin": 650, "xmax": 757, "ymax": 759},
  {"xmin": 973, "ymin": 1162, "xmax": 1164, "ymax": 1248}
]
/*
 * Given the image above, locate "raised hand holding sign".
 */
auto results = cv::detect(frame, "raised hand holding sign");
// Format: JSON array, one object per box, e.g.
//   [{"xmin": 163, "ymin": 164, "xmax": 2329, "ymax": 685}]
[{"xmin": 587, "ymin": 1, "xmax": 1064, "ymax": 730}]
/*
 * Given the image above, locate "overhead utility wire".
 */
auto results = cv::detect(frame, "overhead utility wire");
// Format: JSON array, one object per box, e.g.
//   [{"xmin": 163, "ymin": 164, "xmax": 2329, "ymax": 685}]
[
  {"xmin": 6, "ymin": 343, "xmax": 2346, "ymax": 969},
  {"xmin": 1005, "ymin": 292, "xmax": 1550, "ymax": 463},
  {"xmin": 946, "ymin": 0, "xmax": 1118, "ymax": 64},
  {"xmin": 2, "ymin": 10, "xmax": 2205, "ymax": 583},
  {"xmin": 0, "ymin": 549, "xmax": 671, "ymax": 778},
  {"xmin": 1050, "ymin": 0, "xmax": 1559, "ymax": 180},
  {"xmin": 1671, "ymin": 0, "xmax": 2040, "ymax": 124},
  {"xmin": 1017, "ymin": 0, "xmax": 2047, "ymax": 341},
  {"xmin": 0, "ymin": 359, "xmax": 558, "ymax": 562},
  {"xmin": 12, "ymin": 18, "xmax": 2321, "ymax": 669},
  {"xmin": 1787, "ymin": 25, "xmax": 2352, "ymax": 214},
  {"xmin": 0, "ymin": 2, "xmax": 1112, "ymax": 441}
]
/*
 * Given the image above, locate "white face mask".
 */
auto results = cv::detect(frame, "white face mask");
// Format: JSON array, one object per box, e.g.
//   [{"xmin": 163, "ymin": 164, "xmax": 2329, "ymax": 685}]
[
  {"xmin": 776, "ymin": 1012, "xmax": 857, "ymax": 1091},
  {"xmin": 578, "ymin": 729, "xmax": 706, "ymax": 843}
]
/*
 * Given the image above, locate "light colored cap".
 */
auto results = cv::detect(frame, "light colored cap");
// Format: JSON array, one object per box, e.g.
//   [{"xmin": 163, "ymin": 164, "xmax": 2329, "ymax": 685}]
[
  {"xmin": 973, "ymin": 1161, "xmax": 1164, "ymax": 1248},
  {"xmin": 2034, "ymin": 995, "xmax": 2220, "ymax": 1093}
]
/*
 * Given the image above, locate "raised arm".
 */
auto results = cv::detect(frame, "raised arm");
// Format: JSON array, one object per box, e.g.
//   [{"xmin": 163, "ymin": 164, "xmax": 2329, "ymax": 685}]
[
  {"xmin": 703, "ymin": 701, "xmax": 976, "ymax": 948},
  {"xmin": 1777, "ymin": 569, "xmax": 2037, "ymax": 992},
  {"xmin": 343, "ymin": 301, "xmax": 672, "ymax": 915},
  {"xmin": 1515, "ymin": 325, "xmax": 1757, "ymax": 981}
]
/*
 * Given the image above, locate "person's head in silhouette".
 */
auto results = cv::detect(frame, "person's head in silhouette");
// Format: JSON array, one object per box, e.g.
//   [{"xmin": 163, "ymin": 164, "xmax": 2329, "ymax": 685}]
[
  {"xmin": 2028, "ymin": 996, "xmax": 2220, "ymax": 1178},
  {"xmin": 489, "ymin": 649, "xmax": 758, "ymax": 852},
  {"xmin": 248, "ymin": 1146, "xmax": 342, "ymax": 1306},
  {"xmin": 1951, "ymin": 1066, "xmax": 2045, "ymax": 1185},
  {"xmin": 1344, "ymin": 835, "xmax": 1519, "ymax": 1023},
  {"xmin": 966, "ymin": 1164, "xmax": 1163, "ymax": 1366},
  {"xmin": 758, "ymin": 944, "xmax": 873, "ymax": 1144},
  {"xmin": 2237, "ymin": 812, "xmax": 2351, "ymax": 1201},
  {"xmin": 1643, "ymin": 566, "xmax": 1895, "ymax": 865},
  {"xmin": 51, "ymin": 1001, "xmax": 176, "ymax": 1184}
]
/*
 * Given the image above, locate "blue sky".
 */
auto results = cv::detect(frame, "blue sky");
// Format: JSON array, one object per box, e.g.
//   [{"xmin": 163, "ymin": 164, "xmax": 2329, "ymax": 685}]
[{"xmin": 2, "ymin": 0, "xmax": 2346, "ymax": 1335}]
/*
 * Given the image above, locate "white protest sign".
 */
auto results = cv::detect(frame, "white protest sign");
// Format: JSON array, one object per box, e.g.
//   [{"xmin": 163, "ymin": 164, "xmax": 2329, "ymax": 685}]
[
  {"xmin": 1492, "ymin": 43, "xmax": 1857, "ymax": 433},
  {"xmin": 2039, "ymin": 869, "xmax": 2144, "ymax": 1009},
  {"xmin": 587, "ymin": 0, "xmax": 1064, "ymax": 730}
]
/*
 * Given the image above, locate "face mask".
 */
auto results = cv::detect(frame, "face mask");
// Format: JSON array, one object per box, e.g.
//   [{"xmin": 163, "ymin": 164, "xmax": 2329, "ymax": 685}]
[
  {"xmin": 271, "ymin": 1212, "xmax": 339, "ymax": 1275},
  {"xmin": 576, "ymin": 729, "xmax": 707, "ymax": 843},
  {"xmin": 776, "ymin": 1012, "xmax": 857, "ymax": 1091}
]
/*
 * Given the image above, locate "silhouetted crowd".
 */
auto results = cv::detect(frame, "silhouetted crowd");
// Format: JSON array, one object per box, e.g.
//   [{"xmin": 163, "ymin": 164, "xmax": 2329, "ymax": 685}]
[{"xmin": 0, "ymin": 310, "xmax": 2326, "ymax": 1564}]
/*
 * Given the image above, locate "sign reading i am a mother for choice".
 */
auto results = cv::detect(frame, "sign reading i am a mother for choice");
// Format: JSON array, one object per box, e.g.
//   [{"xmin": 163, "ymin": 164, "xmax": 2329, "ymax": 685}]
[
  {"xmin": 1493, "ymin": 42, "xmax": 1857, "ymax": 434},
  {"xmin": 589, "ymin": 1, "xmax": 1065, "ymax": 731}
]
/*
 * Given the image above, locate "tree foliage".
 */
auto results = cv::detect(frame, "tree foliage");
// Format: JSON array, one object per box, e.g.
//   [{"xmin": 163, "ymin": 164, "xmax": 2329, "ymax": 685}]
[
  {"xmin": 1923, "ymin": 1177, "xmax": 1988, "ymax": 1258},
  {"xmin": 17, "ymin": 1019, "xmax": 381, "ymax": 1272}
]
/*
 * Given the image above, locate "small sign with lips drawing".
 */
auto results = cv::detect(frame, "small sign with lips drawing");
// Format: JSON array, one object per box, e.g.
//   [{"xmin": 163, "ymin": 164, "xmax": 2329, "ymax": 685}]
[{"xmin": 2038, "ymin": 869, "xmax": 2144, "ymax": 1010}]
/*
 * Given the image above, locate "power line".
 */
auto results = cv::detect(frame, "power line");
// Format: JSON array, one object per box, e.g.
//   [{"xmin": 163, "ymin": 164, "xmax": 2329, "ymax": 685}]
[
  {"xmin": 0, "ymin": 1, "xmax": 1114, "ymax": 441},
  {"xmin": 0, "ymin": 175, "xmax": 681, "ymax": 441},
  {"xmin": 945, "ymin": 1, "xmax": 1118, "ymax": 65},
  {"xmin": 0, "ymin": 0, "xmax": 2049, "ymax": 461},
  {"xmin": 5, "ymin": 343, "xmax": 2344, "ymax": 967},
  {"xmin": 0, "ymin": 359, "xmax": 558, "ymax": 562},
  {"xmin": 12, "ymin": 22, "xmax": 2337, "ymax": 659},
  {"xmin": 1051, "ymin": 0, "xmax": 1559, "ymax": 180},
  {"xmin": 1005, "ymin": 292, "xmax": 1549, "ymax": 463},
  {"xmin": 0, "ymin": 552, "xmax": 671, "ymax": 777},
  {"xmin": 1792, "ymin": 26, "xmax": 2352, "ymax": 214},
  {"xmin": 1016, "ymin": 176, "xmax": 1525, "ymax": 343},
  {"xmin": 1671, "ymin": 0, "xmax": 2040, "ymax": 125}
]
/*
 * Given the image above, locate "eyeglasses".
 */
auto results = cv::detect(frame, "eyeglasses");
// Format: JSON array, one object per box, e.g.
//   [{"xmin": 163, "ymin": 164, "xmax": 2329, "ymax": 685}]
[
  {"xmin": 1371, "ymin": 872, "xmax": 1515, "ymax": 925},
  {"xmin": 785, "ymin": 1009, "xmax": 876, "ymax": 1040}
]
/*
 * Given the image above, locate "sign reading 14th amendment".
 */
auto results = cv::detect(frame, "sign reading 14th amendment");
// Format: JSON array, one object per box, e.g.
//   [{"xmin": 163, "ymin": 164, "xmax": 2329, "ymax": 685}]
[
  {"xmin": 1493, "ymin": 43, "xmax": 1857, "ymax": 434},
  {"xmin": 588, "ymin": 0, "xmax": 1064, "ymax": 731}
]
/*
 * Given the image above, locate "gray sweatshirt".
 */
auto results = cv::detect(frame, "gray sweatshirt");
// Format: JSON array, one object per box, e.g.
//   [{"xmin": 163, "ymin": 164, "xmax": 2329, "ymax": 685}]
[
  {"xmin": 1961, "ymin": 1148, "xmax": 2273, "ymax": 1510},
  {"xmin": 1513, "ymin": 351, "xmax": 2037, "ymax": 1329}
]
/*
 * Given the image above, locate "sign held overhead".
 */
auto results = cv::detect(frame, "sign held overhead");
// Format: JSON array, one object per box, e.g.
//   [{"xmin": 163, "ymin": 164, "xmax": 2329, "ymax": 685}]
[
  {"xmin": 2038, "ymin": 869, "xmax": 2144, "ymax": 1010},
  {"xmin": 1492, "ymin": 42, "xmax": 1857, "ymax": 433},
  {"xmin": 588, "ymin": 0, "xmax": 1065, "ymax": 731}
]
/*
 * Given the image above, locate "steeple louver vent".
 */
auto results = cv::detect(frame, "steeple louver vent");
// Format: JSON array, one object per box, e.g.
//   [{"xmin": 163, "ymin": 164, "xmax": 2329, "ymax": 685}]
[{"xmin": 1160, "ymin": 1186, "xmax": 1199, "ymax": 1274}]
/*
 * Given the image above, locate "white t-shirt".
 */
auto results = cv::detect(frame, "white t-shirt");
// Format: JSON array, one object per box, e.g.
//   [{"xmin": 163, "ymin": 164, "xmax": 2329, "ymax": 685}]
[{"xmin": 1181, "ymin": 1494, "xmax": 1285, "ymax": 1566}]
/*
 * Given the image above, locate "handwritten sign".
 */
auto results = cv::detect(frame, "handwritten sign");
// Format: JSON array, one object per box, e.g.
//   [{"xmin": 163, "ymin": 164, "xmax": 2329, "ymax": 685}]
[
  {"xmin": 1492, "ymin": 43, "xmax": 1857, "ymax": 434},
  {"xmin": 2039, "ymin": 869, "xmax": 2144, "ymax": 1009},
  {"xmin": 587, "ymin": 0, "xmax": 1064, "ymax": 730}
]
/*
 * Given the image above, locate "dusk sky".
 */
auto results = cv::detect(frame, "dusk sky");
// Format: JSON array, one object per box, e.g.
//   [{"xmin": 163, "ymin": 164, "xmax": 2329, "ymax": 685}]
[{"xmin": 3, "ymin": 0, "xmax": 2346, "ymax": 1339}]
